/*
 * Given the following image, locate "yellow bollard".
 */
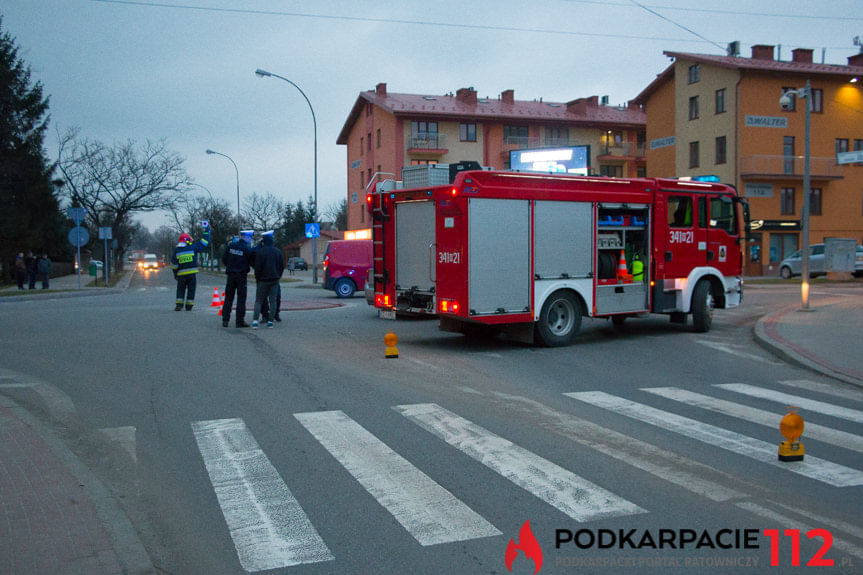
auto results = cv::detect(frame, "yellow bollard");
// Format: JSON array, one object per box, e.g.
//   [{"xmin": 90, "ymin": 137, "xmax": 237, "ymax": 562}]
[
  {"xmin": 384, "ymin": 332, "xmax": 399, "ymax": 359},
  {"xmin": 778, "ymin": 406, "xmax": 805, "ymax": 462}
]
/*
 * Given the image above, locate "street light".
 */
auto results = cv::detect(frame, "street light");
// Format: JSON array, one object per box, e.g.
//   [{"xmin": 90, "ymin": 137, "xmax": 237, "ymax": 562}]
[
  {"xmin": 254, "ymin": 68, "xmax": 319, "ymax": 284},
  {"xmin": 205, "ymin": 149, "xmax": 241, "ymax": 234},
  {"xmin": 780, "ymin": 80, "xmax": 812, "ymax": 310}
]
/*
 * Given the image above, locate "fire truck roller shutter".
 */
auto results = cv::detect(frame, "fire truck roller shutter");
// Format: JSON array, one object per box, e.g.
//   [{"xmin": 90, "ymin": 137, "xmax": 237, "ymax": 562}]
[
  {"xmin": 395, "ymin": 201, "xmax": 436, "ymax": 292},
  {"xmin": 534, "ymin": 201, "xmax": 592, "ymax": 279},
  {"xmin": 468, "ymin": 198, "xmax": 531, "ymax": 315}
]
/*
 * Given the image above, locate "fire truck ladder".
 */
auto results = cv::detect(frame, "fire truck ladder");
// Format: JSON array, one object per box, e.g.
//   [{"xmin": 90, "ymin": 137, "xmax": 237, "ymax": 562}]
[{"xmin": 365, "ymin": 175, "xmax": 394, "ymax": 302}]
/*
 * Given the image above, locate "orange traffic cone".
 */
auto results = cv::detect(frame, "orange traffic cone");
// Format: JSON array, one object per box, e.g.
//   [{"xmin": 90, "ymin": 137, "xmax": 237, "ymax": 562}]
[
  {"xmin": 617, "ymin": 250, "xmax": 632, "ymax": 283},
  {"xmin": 210, "ymin": 287, "xmax": 220, "ymax": 307},
  {"xmin": 217, "ymin": 290, "xmax": 226, "ymax": 315}
]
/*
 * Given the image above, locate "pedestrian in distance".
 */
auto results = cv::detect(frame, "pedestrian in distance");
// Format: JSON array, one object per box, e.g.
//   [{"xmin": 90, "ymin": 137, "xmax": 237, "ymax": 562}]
[
  {"xmin": 14, "ymin": 252, "xmax": 26, "ymax": 290},
  {"xmin": 171, "ymin": 225, "xmax": 210, "ymax": 311},
  {"xmin": 25, "ymin": 250, "xmax": 37, "ymax": 289},
  {"xmin": 38, "ymin": 253, "xmax": 52, "ymax": 289},
  {"xmin": 251, "ymin": 230, "xmax": 284, "ymax": 329},
  {"xmin": 288, "ymin": 258, "xmax": 295, "ymax": 276},
  {"xmin": 221, "ymin": 230, "xmax": 254, "ymax": 328}
]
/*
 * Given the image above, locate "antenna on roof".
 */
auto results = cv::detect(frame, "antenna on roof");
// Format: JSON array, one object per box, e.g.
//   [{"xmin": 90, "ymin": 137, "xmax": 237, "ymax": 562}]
[
  {"xmin": 854, "ymin": 36, "xmax": 863, "ymax": 54},
  {"xmin": 726, "ymin": 41, "xmax": 740, "ymax": 57}
]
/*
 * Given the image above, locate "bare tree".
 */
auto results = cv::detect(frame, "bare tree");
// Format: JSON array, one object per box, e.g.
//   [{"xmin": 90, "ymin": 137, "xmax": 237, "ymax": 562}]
[
  {"xmin": 242, "ymin": 192, "xmax": 284, "ymax": 231},
  {"xmin": 56, "ymin": 128, "xmax": 191, "ymax": 269},
  {"xmin": 323, "ymin": 198, "xmax": 348, "ymax": 231},
  {"xmin": 167, "ymin": 193, "xmax": 235, "ymax": 267}
]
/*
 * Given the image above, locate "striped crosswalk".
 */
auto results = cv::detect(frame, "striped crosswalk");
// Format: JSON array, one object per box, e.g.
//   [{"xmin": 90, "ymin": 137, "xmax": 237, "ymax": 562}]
[{"xmin": 191, "ymin": 379, "xmax": 863, "ymax": 570}]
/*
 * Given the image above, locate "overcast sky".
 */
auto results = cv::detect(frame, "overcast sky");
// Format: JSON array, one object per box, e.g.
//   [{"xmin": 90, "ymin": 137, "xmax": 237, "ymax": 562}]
[{"xmin": 4, "ymin": 0, "xmax": 861, "ymax": 231}]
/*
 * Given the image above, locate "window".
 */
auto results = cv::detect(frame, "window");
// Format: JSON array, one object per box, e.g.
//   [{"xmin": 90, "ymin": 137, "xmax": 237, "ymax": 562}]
[
  {"xmin": 781, "ymin": 88, "xmax": 797, "ymax": 112},
  {"xmin": 783, "ymin": 136, "xmax": 795, "ymax": 174},
  {"xmin": 545, "ymin": 126, "xmax": 569, "ymax": 145},
  {"xmin": 689, "ymin": 141, "xmax": 700, "ymax": 168},
  {"xmin": 836, "ymin": 138, "xmax": 849, "ymax": 154},
  {"xmin": 715, "ymin": 88, "xmax": 726, "ymax": 114},
  {"xmin": 636, "ymin": 167, "xmax": 646, "ymax": 178},
  {"xmin": 376, "ymin": 129, "xmax": 381, "ymax": 148},
  {"xmin": 360, "ymin": 171, "xmax": 365, "ymax": 189},
  {"xmin": 709, "ymin": 196, "xmax": 737, "ymax": 234},
  {"xmin": 688, "ymin": 64, "xmax": 700, "ymax": 84},
  {"xmin": 460, "ymin": 123, "xmax": 476, "ymax": 142},
  {"xmin": 810, "ymin": 188, "xmax": 822, "ymax": 215},
  {"xmin": 503, "ymin": 125, "xmax": 529, "ymax": 143},
  {"xmin": 599, "ymin": 165, "xmax": 622, "ymax": 177},
  {"xmin": 810, "ymin": 89, "xmax": 823, "ymax": 113},
  {"xmin": 715, "ymin": 136, "xmax": 727, "ymax": 165},
  {"xmin": 669, "ymin": 196, "xmax": 693, "ymax": 228},
  {"xmin": 367, "ymin": 133, "xmax": 372, "ymax": 151},
  {"xmin": 688, "ymin": 96, "xmax": 699, "ymax": 120},
  {"xmin": 770, "ymin": 233, "xmax": 798, "ymax": 263},
  {"xmin": 360, "ymin": 137, "xmax": 364, "ymax": 156},
  {"xmin": 410, "ymin": 159, "xmax": 438, "ymax": 165},
  {"xmin": 780, "ymin": 187, "xmax": 795, "ymax": 215},
  {"xmin": 855, "ymin": 139, "xmax": 863, "ymax": 151}
]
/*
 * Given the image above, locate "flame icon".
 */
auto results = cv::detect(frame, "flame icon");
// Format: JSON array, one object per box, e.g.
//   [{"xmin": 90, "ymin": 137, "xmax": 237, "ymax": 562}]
[{"xmin": 505, "ymin": 520, "xmax": 543, "ymax": 573}]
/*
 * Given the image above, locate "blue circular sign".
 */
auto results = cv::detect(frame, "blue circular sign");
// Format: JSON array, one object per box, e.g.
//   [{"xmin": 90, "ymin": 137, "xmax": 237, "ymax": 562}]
[{"xmin": 68, "ymin": 226, "xmax": 89, "ymax": 247}]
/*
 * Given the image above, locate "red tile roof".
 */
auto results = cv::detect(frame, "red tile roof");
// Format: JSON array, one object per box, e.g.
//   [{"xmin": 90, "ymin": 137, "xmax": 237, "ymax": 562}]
[{"xmin": 337, "ymin": 88, "xmax": 645, "ymax": 144}]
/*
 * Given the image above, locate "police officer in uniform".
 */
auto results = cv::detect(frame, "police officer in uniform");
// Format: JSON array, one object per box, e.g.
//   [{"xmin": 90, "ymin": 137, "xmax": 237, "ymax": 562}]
[{"xmin": 221, "ymin": 230, "xmax": 254, "ymax": 327}]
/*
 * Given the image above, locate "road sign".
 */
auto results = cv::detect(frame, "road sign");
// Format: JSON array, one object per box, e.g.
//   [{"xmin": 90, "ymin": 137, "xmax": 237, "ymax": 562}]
[
  {"xmin": 99, "ymin": 227, "xmax": 112, "ymax": 240},
  {"xmin": 68, "ymin": 226, "xmax": 89, "ymax": 247},
  {"xmin": 837, "ymin": 150, "xmax": 863, "ymax": 165},
  {"xmin": 305, "ymin": 223, "xmax": 320, "ymax": 238},
  {"xmin": 67, "ymin": 206, "xmax": 86, "ymax": 225}
]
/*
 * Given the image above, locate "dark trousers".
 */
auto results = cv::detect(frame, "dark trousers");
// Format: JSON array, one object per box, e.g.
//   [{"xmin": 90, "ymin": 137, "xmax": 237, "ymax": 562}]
[
  {"xmin": 16, "ymin": 270, "xmax": 26, "ymax": 289},
  {"xmin": 176, "ymin": 274, "xmax": 197, "ymax": 308},
  {"xmin": 222, "ymin": 272, "xmax": 248, "ymax": 324},
  {"xmin": 253, "ymin": 280, "xmax": 279, "ymax": 322},
  {"xmin": 261, "ymin": 284, "xmax": 281, "ymax": 320},
  {"xmin": 40, "ymin": 273, "xmax": 49, "ymax": 289},
  {"xmin": 28, "ymin": 271, "xmax": 36, "ymax": 289}
]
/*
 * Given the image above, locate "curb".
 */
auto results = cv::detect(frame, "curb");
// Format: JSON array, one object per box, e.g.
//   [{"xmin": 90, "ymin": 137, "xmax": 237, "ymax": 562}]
[{"xmin": 753, "ymin": 305, "xmax": 863, "ymax": 388}]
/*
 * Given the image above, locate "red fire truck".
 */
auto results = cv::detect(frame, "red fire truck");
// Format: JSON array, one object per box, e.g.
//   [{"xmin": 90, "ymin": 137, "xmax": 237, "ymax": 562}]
[
  {"xmin": 367, "ymin": 180, "xmax": 452, "ymax": 317},
  {"xmin": 434, "ymin": 170, "xmax": 747, "ymax": 345}
]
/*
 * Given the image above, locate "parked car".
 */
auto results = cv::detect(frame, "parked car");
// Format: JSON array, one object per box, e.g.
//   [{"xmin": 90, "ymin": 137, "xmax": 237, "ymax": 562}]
[
  {"xmin": 856, "ymin": 244, "xmax": 863, "ymax": 278},
  {"xmin": 288, "ymin": 257, "xmax": 308, "ymax": 271},
  {"xmin": 779, "ymin": 244, "xmax": 826, "ymax": 279},
  {"xmin": 322, "ymin": 239, "xmax": 372, "ymax": 298}
]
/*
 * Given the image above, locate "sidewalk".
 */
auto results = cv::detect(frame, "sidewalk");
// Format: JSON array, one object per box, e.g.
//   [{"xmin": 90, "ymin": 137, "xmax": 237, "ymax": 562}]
[{"xmin": 0, "ymin": 274, "xmax": 861, "ymax": 574}]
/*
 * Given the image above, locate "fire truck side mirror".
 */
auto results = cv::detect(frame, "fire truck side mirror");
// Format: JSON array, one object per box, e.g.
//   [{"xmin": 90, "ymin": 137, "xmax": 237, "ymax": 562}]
[{"xmin": 735, "ymin": 197, "xmax": 751, "ymax": 240}]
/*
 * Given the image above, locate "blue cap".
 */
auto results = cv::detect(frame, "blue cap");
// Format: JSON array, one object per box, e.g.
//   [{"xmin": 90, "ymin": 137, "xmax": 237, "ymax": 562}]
[
  {"xmin": 262, "ymin": 230, "xmax": 274, "ymax": 237},
  {"xmin": 240, "ymin": 230, "xmax": 254, "ymax": 238}
]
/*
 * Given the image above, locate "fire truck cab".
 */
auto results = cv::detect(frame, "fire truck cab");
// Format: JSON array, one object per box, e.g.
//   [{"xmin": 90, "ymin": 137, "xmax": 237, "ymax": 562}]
[{"xmin": 433, "ymin": 170, "xmax": 745, "ymax": 346}]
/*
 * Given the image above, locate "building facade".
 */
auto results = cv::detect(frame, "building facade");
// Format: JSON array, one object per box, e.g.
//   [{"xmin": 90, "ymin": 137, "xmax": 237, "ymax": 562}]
[
  {"xmin": 337, "ymin": 84, "xmax": 646, "ymax": 231},
  {"xmin": 635, "ymin": 45, "xmax": 863, "ymax": 276}
]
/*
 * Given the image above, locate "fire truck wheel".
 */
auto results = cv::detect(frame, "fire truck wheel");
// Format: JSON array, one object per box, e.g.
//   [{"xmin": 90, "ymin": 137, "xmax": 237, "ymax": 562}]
[
  {"xmin": 535, "ymin": 290, "xmax": 582, "ymax": 347},
  {"xmin": 691, "ymin": 280, "xmax": 714, "ymax": 333},
  {"xmin": 334, "ymin": 278, "xmax": 356, "ymax": 298}
]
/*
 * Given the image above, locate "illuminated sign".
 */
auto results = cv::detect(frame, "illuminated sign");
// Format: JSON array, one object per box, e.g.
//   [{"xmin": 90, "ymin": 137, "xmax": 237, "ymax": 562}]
[
  {"xmin": 509, "ymin": 146, "xmax": 590, "ymax": 175},
  {"xmin": 344, "ymin": 229, "xmax": 372, "ymax": 240}
]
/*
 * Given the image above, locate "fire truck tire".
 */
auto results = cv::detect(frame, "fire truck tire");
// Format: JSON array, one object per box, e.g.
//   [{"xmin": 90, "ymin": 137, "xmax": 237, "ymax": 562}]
[
  {"xmin": 691, "ymin": 280, "xmax": 714, "ymax": 333},
  {"xmin": 535, "ymin": 290, "xmax": 582, "ymax": 347},
  {"xmin": 334, "ymin": 278, "xmax": 356, "ymax": 298}
]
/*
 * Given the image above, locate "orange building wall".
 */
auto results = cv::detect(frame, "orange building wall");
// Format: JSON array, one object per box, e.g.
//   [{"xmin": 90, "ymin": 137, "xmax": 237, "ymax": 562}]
[{"xmin": 644, "ymin": 76, "xmax": 677, "ymax": 178}]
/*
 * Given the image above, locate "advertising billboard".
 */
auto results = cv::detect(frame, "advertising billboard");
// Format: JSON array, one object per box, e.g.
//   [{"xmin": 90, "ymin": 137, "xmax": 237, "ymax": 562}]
[{"xmin": 509, "ymin": 146, "xmax": 590, "ymax": 175}]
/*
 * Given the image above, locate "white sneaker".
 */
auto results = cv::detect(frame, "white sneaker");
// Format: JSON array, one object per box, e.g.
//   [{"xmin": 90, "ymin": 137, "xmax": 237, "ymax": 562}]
[
  {"xmin": 267, "ymin": 321, "xmax": 274, "ymax": 329},
  {"xmin": 252, "ymin": 320, "xmax": 259, "ymax": 329}
]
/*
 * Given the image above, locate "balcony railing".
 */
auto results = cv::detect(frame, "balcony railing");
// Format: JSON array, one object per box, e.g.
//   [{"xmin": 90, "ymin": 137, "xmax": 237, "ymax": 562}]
[
  {"xmin": 740, "ymin": 155, "xmax": 843, "ymax": 179},
  {"xmin": 407, "ymin": 133, "xmax": 447, "ymax": 150},
  {"xmin": 598, "ymin": 142, "xmax": 646, "ymax": 157}
]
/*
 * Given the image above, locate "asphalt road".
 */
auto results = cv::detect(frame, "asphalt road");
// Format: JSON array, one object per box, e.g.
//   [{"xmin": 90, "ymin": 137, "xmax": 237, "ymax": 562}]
[{"xmin": 0, "ymin": 269, "xmax": 861, "ymax": 574}]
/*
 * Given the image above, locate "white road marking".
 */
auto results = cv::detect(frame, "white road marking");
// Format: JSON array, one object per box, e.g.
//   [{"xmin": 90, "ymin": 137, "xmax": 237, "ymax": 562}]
[
  {"xmin": 565, "ymin": 391, "xmax": 863, "ymax": 488},
  {"xmin": 778, "ymin": 379, "xmax": 863, "ymax": 404},
  {"xmin": 394, "ymin": 403, "xmax": 645, "ymax": 522},
  {"xmin": 191, "ymin": 419, "xmax": 333, "ymax": 571},
  {"xmin": 490, "ymin": 392, "xmax": 745, "ymax": 501},
  {"xmin": 295, "ymin": 410, "xmax": 500, "ymax": 545},
  {"xmin": 716, "ymin": 383, "xmax": 863, "ymax": 424},
  {"xmin": 695, "ymin": 339, "xmax": 779, "ymax": 364},
  {"xmin": 643, "ymin": 387, "xmax": 863, "ymax": 454},
  {"xmin": 736, "ymin": 501, "xmax": 863, "ymax": 560}
]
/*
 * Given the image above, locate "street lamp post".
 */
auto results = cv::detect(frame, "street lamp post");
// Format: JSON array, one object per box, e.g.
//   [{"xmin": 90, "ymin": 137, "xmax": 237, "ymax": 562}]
[
  {"xmin": 205, "ymin": 149, "xmax": 241, "ymax": 234},
  {"xmin": 781, "ymin": 80, "xmax": 812, "ymax": 310},
  {"xmin": 254, "ymin": 68, "xmax": 319, "ymax": 284}
]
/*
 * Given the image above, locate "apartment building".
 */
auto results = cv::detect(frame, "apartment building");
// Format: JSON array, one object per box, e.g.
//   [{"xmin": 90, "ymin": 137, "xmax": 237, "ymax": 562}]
[
  {"xmin": 634, "ymin": 45, "xmax": 863, "ymax": 276},
  {"xmin": 337, "ymin": 83, "xmax": 646, "ymax": 231}
]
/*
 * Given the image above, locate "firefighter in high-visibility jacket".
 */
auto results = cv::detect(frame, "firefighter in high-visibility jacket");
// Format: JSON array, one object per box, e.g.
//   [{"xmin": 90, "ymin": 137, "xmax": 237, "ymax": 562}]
[{"xmin": 171, "ymin": 228, "xmax": 210, "ymax": 311}]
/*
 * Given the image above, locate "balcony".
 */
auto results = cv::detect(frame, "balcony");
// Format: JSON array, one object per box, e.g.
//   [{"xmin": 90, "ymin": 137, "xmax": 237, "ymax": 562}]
[
  {"xmin": 407, "ymin": 133, "xmax": 448, "ymax": 154},
  {"xmin": 740, "ymin": 155, "xmax": 843, "ymax": 180},
  {"xmin": 597, "ymin": 142, "xmax": 646, "ymax": 159}
]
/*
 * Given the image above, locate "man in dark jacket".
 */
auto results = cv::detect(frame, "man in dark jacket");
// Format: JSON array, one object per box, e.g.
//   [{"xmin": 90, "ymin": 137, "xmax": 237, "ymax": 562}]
[
  {"xmin": 221, "ymin": 230, "xmax": 254, "ymax": 328},
  {"xmin": 251, "ymin": 231, "xmax": 284, "ymax": 329},
  {"xmin": 25, "ymin": 251, "xmax": 37, "ymax": 289}
]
